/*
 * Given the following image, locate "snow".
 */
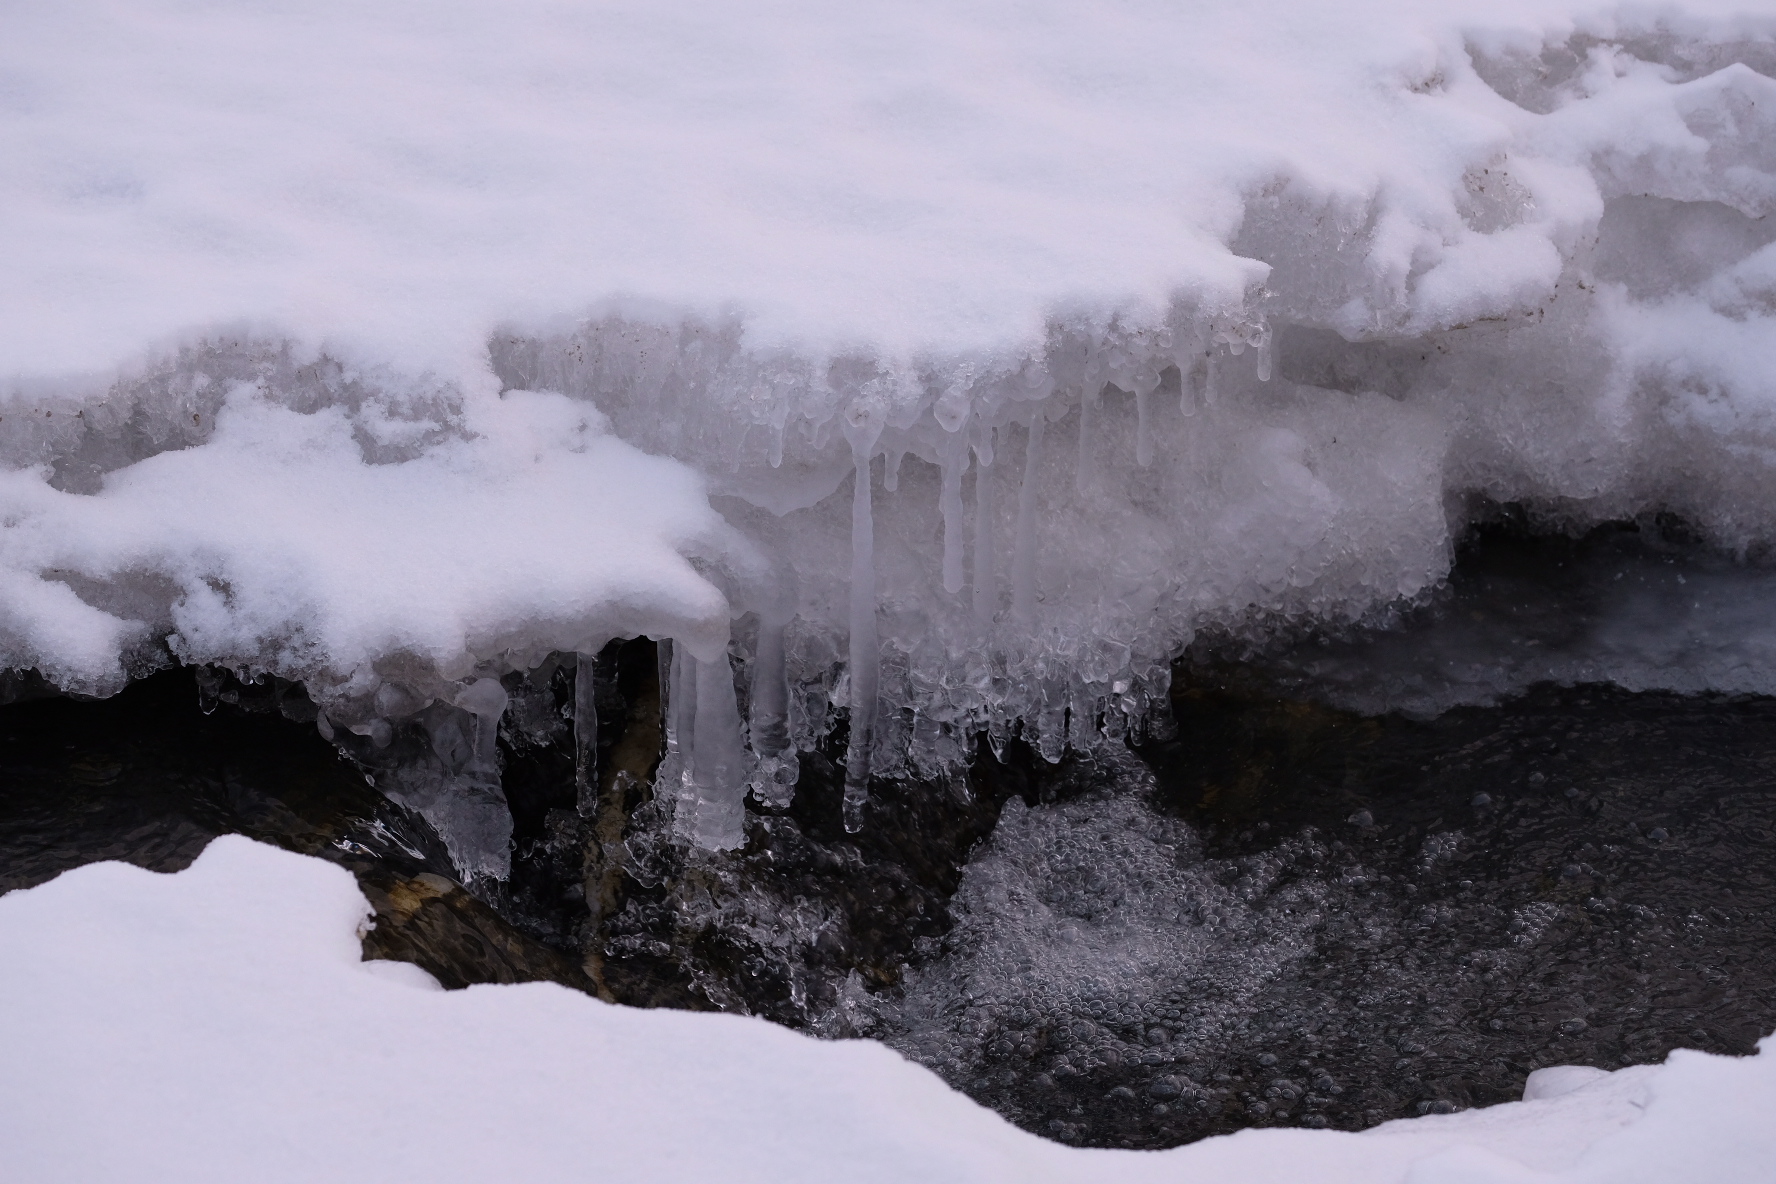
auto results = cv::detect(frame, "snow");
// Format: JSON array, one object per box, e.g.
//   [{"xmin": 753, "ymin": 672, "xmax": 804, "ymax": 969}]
[
  {"xmin": 0, "ymin": 378, "xmax": 756, "ymax": 874},
  {"xmin": 4, "ymin": 2, "xmax": 1776, "ymax": 846},
  {"xmin": 0, "ymin": 384, "xmax": 747, "ymax": 699},
  {"xmin": 10, "ymin": 4, "xmax": 1776, "ymax": 724},
  {"xmin": 0, "ymin": 0, "xmax": 1631, "ymax": 374},
  {"xmin": 3, "ymin": 2, "xmax": 1776, "ymax": 713},
  {"xmin": 0, "ymin": 837, "xmax": 1770, "ymax": 1184}
]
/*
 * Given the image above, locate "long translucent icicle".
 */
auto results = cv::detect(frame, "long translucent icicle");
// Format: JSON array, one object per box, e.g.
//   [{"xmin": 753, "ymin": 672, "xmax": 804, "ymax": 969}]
[
  {"xmin": 688, "ymin": 650, "xmax": 746, "ymax": 850},
  {"xmin": 843, "ymin": 448, "xmax": 878, "ymax": 833},
  {"xmin": 574, "ymin": 651, "xmax": 598, "ymax": 817},
  {"xmin": 662, "ymin": 641, "xmax": 690, "ymax": 805},
  {"xmin": 650, "ymin": 640, "xmax": 684, "ymax": 835},
  {"xmin": 1075, "ymin": 388, "xmax": 1094, "ymax": 495},
  {"xmin": 939, "ymin": 427, "xmax": 969, "ymax": 594},
  {"xmin": 972, "ymin": 428, "xmax": 997, "ymax": 626},
  {"xmin": 1012, "ymin": 416, "xmax": 1044, "ymax": 621},
  {"xmin": 750, "ymin": 617, "xmax": 789, "ymax": 757},
  {"xmin": 747, "ymin": 615, "xmax": 796, "ymax": 808},
  {"xmin": 1037, "ymin": 679, "xmax": 1067, "ymax": 764},
  {"xmin": 1135, "ymin": 384, "xmax": 1154, "ymax": 467}
]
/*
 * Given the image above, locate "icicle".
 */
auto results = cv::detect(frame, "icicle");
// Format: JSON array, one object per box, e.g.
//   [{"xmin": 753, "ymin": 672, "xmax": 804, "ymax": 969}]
[
  {"xmin": 986, "ymin": 713, "xmax": 1011, "ymax": 762},
  {"xmin": 1134, "ymin": 384, "xmax": 1153, "ymax": 467},
  {"xmin": 1067, "ymin": 683, "xmax": 1098, "ymax": 752},
  {"xmin": 1256, "ymin": 328, "xmax": 1274, "ymax": 382},
  {"xmin": 973, "ymin": 424, "xmax": 995, "ymax": 468},
  {"xmin": 195, "ymin": 666, "xmax": 222, "ymax": 714},
  {"xmin": 687, "ymin": 650, "xmax": 747, "ymax": 849},
  {"xmin": 843, "ymin": 447, "xmax": 879, "ymax": 833},
  {"xmin": 656, "ymin": 640, "xmax": 687, "ymax": 806},
  {"xmin": 947, "ymin": 755, "xmax": 974, "ymax": 804},
  {"xmin": 883, "ymin": 446, "xmax": 905, "ymax": 493},
  {"xmin": 672, "ymin": 643, "xmax": 693, "ymax": 767},
  {"xmin": 1012, "ymin": 415, "xmax": 1044, "ymax": 620},
  {"xmin": 1037, "ymin": 681, "xmax": 1067, "ymax": 764},
  {"xmin": 972, "ymin": 426, "xmax": 997, "ymax": 626},
  {"xmin": 768, "ymin": 420, "xmax": 785, "ymax": 468},
  {"xmin": 1203, "ymin": 348, "xmax": 1219, "ymax": 409},
  {"xmin": 750, "ymin": 617, "xmax": 789, "ymax": 756},
  {"xmin": 406, "ymin": 689, "xmax": 514, "ymax": 883},
  {"xmin": 1075, "ymin": 386, "xmax": 1096, "ymax": 495},
  {"xmin": 574, "ymin": 651, "xmax": 598, "ymax": 817},
  {"xmin": 457, "ymin": 676, "xmax": 509, "ymax": 778},
  {"xmin": 939, "ymin": 425, "xmax": 969, "ymax": 594},
  {"xmin": 747, "ymin": 615, "xmax": 797, "ymax": 808}
]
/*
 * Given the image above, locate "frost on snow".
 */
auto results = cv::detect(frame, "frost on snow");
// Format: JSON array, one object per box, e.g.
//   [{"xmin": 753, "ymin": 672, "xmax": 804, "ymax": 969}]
[{"xmin": 3, "ymin": 1, "xmax": 1776, "ymax": 864}]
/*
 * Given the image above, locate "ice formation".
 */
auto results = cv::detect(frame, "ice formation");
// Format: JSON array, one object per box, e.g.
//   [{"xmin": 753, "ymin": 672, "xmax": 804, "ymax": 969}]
[{"xmin": 5, "ymin": 1, "xmax": 1776, "ymax": 862}]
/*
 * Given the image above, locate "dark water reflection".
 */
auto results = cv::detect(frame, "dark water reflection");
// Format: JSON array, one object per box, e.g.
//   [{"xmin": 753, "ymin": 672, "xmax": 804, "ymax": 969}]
[{"xmin": 1153, "ymin": 681, "xmax": 1771, "ymax": 1132}]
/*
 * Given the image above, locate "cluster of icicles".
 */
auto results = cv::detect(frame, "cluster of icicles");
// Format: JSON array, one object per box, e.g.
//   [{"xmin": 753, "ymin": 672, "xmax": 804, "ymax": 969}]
[{"xmin": 516, "ymin": 306, "xmax": 1286, "ymax": 851}]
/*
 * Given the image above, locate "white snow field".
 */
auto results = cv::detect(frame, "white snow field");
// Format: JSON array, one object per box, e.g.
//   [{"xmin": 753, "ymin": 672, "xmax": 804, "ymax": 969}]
[{"xmin": 0, "ymin": 837, "xmax": 1771, "ymax": 1184}]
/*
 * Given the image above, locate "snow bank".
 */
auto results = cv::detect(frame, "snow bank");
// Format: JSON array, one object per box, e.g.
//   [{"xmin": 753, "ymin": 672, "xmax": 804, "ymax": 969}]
[
  {"xmin": 0, "ymin": 385, "xmax": 746, "ymax": 699},
  {"xmin": 0, "ymin": 377, "xmax": 751, "ymax": 875},
  {"xmin": 5, "ymin": 2, "xmax": 1776, "ymax": 845},
  {"xmin": 0, "ymin": 837, "xmax": 1770, "ymax": 1184}
]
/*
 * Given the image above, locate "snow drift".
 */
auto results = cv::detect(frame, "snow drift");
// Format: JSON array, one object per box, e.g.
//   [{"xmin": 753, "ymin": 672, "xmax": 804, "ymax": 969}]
[{"xmin": 2, "ymin": 837, "xmax": 1771, "ymax": 1184}]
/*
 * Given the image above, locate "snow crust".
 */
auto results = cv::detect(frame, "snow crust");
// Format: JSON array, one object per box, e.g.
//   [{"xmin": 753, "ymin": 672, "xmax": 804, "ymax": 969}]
[
  {"xmin": 1, "ymin": 837, "xmax": 1771, "ymax": 1184},
  {"xmin": 5, "ymin": 2, "xmax": 1776, "ymax": 848}
]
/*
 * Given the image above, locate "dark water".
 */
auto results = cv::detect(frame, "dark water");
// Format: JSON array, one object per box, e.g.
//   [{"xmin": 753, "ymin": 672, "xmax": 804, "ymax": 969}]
[
  {"xmin": 2, "ymin": 523, "xmax": 1775, "ymax": 1152},
  {"xmin": 0, "ymin": 671, "xmax": 414, "ymax": 893},
  {"xmin": 884, "ymin": 679, "xmax": 1776, "ymax": 1148}
]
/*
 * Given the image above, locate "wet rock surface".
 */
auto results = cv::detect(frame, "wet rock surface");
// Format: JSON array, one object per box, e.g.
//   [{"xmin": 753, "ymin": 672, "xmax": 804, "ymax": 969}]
[
  {"xmin": 592, "ymin": 731, "xmax": 1081, "ymax": 1024},
  {"xmin": 0, "ymin": 670, "xmax": 590, "ymax": 994}
]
